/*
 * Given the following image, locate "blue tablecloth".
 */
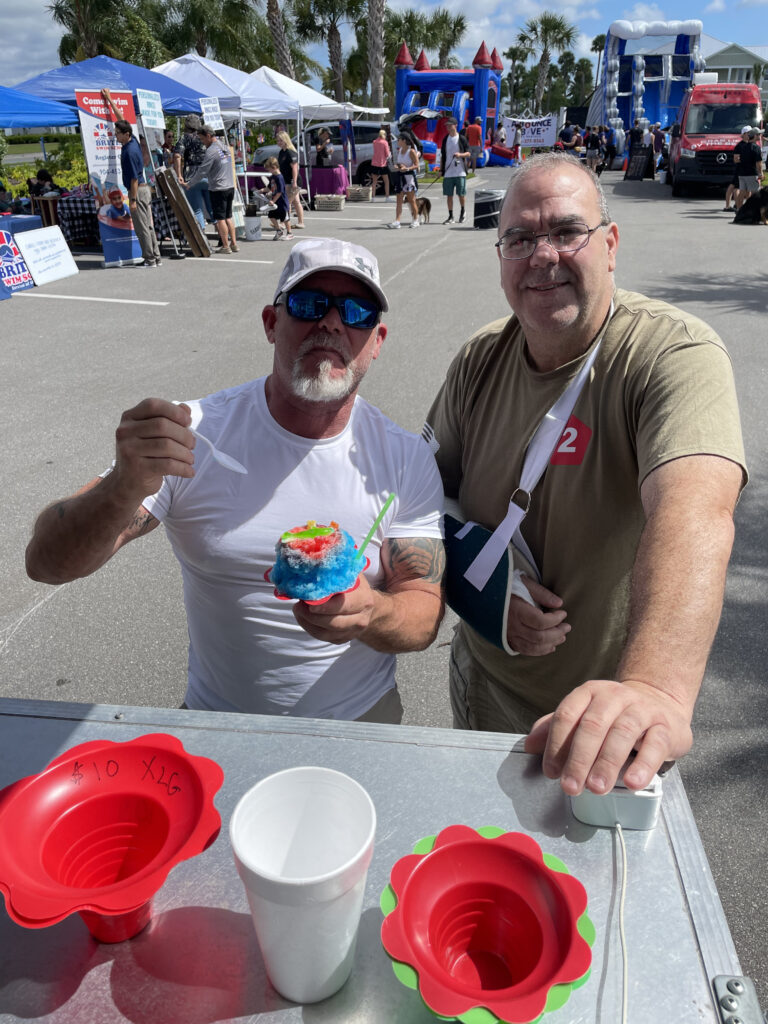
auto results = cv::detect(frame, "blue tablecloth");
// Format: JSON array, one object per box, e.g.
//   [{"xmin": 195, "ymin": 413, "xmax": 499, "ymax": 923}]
[{"xmin": 1, "ymin": 215, "xmax": 43, "ymax": 235}]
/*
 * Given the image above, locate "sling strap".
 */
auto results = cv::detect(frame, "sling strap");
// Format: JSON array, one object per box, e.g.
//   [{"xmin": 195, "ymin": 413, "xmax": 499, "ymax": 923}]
[{"xmin": 461, "ymin": 301, "xmax": 614, "ymax": 592}]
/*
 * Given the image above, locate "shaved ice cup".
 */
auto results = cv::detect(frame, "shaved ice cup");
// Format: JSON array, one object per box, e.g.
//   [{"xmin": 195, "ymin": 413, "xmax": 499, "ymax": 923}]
[{"xmin": 0, "ymin": 734, "xmax": 224, "ymax": 943}]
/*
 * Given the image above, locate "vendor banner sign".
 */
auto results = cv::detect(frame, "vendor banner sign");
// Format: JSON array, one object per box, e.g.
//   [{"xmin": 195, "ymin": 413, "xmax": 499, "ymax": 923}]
[
  {"xmin": 503, "ymin": 115, "xmax": 557, "ymax": 149},
  {"xmin": 76, "ymin": 89, "xmax": 143, "ymax": 267},
  {"xmin": 0, "ymin": 231, "xmax": 35, "ymax": 292}
]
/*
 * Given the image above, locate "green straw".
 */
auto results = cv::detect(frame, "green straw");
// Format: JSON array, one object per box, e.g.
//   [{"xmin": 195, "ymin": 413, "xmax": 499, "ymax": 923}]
[{"xmin": 356, "ymin": 493, "xmax": 395, "ymax": 560}]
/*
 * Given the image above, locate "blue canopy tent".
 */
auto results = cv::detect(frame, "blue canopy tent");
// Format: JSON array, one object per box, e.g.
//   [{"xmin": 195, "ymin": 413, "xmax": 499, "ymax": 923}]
[
  {"xmin": 13, "ymin": 55, "xmax": 207, "ymax": 115},
  {"xmin": 0, "ymin": 85, "xmax": 79, "ymax": 129}
]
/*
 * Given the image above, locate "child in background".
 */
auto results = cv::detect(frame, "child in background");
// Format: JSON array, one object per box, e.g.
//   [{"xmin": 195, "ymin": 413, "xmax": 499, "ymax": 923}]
[{"xmin": 261, "ymin": 156, "xmax": 293, "ymax": 240}]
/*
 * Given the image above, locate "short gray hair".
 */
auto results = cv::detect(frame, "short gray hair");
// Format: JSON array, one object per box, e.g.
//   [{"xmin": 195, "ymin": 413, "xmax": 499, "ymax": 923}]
[{"xmin": 504, "ymin": 152, "xmax": 611, "ymax": 225}]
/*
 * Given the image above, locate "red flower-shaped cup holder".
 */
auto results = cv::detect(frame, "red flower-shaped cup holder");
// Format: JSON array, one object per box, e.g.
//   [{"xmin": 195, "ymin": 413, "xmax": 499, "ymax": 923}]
[
  {"xmin": 0, "ymin": 733, "xmax": 224, "ymax": 943},
  {"xmin": 264, "ymin": 556, "xmax": 370, "ymax": 605},
  {"xmin": 380, "ymin": 826, "xmax": 595, "ymax": 1023}
]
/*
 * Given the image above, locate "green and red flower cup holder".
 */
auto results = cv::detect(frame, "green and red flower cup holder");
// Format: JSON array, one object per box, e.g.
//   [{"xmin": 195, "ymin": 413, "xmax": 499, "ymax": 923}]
[{"xmin": 380, "ymin": 825, "xmax": 595, "ymax": 1023}]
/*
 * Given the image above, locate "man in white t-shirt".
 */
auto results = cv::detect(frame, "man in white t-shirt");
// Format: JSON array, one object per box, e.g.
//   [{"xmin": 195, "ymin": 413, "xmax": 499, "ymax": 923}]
[
  {"xmin": 440, "ymin": 117, "xmax": 471, "ymax": 224},
  {"xmin": 26, "ymin": 239, "xmax": 446, "ymax": 723}
]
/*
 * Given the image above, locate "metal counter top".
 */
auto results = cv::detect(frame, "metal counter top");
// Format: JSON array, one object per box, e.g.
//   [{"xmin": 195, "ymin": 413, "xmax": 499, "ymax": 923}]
[{"xmin": 0, "ymin": 698, "xmax": 741, "ymax": 1023}]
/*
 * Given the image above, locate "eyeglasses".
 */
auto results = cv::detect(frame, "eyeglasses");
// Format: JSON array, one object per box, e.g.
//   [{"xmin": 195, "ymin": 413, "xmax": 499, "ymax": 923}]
[
  {"xmin": 495, "ymin": 221, "xmax": 607, "ymax": 261},
  {"xmin": 277, "ymin": 289, "xmax": 381, "ymax": 329}
]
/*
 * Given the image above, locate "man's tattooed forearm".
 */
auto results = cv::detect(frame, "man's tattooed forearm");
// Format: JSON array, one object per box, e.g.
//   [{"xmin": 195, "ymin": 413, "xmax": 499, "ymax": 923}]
[
  {"xmin": 387, "ymin": 537, "xmax": 445, "ymax": 583},
  {"xmin": 129, "ymin": 510, "xmax": 157, "ymax": 536}
]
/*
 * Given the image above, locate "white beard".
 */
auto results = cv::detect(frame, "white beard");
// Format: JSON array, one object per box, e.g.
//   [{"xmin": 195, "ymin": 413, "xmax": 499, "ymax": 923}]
[
  {"xmin": 290, "ymin": 334, "xmax": 358, "ymax": 402},
  {"xmin": 291, "ymin": 359, "xmax": 356, "ymax": 401}
]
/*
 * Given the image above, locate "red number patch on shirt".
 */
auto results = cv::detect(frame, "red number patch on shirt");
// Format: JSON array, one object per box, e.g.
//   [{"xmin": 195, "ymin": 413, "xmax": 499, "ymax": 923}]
[{"xmin": 550, "ymin": 415, "xmax": 592, "ymax": 465}]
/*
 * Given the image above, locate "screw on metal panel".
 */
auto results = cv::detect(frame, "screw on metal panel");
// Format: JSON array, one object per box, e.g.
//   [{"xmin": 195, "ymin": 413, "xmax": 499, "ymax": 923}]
[
  {"xmin": 724, "ymin": 1017, "xmax": 744, "ymax": 1024},
  {"xmin": 726, "ymin": 980, "xmax": 745, "ymax": 995},
  {"xmin": 720, "ymin": 995, "xmax": 739, "ymax": 1012},
  {"xmin": 113, "ymin": 713, "xmax": 124, "ymax": 720}
]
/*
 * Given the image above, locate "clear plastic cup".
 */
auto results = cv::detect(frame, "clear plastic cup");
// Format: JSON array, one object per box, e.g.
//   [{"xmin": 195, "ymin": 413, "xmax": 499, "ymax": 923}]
[{"xmin": 230, "ymin": 766, "xmax": 376, "ymax": 1003}]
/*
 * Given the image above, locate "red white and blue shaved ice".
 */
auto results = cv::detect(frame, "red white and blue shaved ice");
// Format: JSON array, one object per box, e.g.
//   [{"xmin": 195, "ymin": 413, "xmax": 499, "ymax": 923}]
[{"xmin": 270, "ymin": 520, "xmax": 360, "ymax": 600}]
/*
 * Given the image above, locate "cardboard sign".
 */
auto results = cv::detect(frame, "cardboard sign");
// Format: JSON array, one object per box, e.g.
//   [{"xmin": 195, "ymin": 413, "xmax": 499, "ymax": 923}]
[
  {"xmin": 0, "ymin": 230, "xmax": 35, "ymax": 292},
  {"xmin": 136, "ymin": 89, "xmax": 165, "ymax": 129},
  {"xmin": 14, "ymin": 226, "xmax": 79, "ymax": 286},
  {"xmin": 199, "ymin": 97, "xmax": 224, "ymax": 131}
]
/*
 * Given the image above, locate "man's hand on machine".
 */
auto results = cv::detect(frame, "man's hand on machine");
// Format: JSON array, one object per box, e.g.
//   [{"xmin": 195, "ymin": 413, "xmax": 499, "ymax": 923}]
[{"xmin": 524, "ymin": 678, "xmax": 695, "ymax": 795}]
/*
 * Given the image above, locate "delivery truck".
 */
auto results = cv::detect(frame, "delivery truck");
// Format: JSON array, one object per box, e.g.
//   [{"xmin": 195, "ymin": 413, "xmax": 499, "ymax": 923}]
[{"xmin": 667, "ymin": 77, "xmax": 763, "ymax": 196}]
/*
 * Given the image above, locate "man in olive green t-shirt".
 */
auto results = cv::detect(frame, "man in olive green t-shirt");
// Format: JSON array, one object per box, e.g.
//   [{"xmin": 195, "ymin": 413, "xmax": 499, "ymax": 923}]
[{"xmin": 426, "ymin": 152, "xmax": 746, "ymax": 799}]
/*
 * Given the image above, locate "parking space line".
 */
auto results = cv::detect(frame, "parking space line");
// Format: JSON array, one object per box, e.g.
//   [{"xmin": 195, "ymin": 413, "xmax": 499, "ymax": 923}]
[
  {"xmin": 18, "ymin": 293, "xmax": 169, "ymax": 306},
  {"xmin": 383, "ymin": 237, "xmax": 447, "ymax": 285}
]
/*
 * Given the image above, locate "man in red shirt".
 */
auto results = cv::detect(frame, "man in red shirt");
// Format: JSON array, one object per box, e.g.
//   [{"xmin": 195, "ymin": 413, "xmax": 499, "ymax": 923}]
[{"xmin": 465, "ymin": 117, "xmax": 484, "ymax": 172}]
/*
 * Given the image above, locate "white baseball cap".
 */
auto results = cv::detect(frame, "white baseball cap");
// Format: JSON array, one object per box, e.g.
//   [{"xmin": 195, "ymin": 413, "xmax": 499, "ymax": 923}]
[
  {"xmin": 741, "ymin": 125, "xmax": 753, "ymax": 134},
  {"xmin": 274, "ymin": 237, "xmax": 389, "ymax": 311}
]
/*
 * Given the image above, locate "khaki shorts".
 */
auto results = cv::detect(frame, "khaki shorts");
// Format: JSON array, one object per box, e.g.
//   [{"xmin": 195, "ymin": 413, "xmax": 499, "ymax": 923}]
[{"xmin": 449, "ymin": 626, "xmax": 539, "ymax": 734}]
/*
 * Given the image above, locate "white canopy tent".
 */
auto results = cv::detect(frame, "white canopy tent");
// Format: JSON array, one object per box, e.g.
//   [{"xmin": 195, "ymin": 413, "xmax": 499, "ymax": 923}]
[
  {"xmin": 249, "ymin": 66, "xmax": 388, "ymax": 121},
  {"xmin": 248, "ymin": 67, "xmax": 388, "ymax": 202},
  {"xmin": 153, "ymin": 54, "xmax": 302, "ymax": 209},
  {"xmin": 153, "ymin": 54, "xmax": 300, "ymax": 120}
]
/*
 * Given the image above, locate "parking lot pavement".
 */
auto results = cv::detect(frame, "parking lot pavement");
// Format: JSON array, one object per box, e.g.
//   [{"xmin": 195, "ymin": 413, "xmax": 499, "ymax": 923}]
[{"xmin": 2, "ymin": 165, "xmax": 766, "ymax": 1006}]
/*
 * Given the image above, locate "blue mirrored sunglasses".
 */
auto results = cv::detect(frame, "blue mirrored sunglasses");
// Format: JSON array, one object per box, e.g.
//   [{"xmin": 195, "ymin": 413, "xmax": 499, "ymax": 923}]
[{"xmin": 278, "ymin": 288, "xmax": 381, "ymax": 329}]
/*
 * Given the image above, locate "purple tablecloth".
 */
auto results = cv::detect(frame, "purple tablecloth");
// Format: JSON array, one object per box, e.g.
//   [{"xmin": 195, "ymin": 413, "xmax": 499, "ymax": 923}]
[{"xmin": 305, "ymin": 166, "xmax": 349, "ymax": 195}]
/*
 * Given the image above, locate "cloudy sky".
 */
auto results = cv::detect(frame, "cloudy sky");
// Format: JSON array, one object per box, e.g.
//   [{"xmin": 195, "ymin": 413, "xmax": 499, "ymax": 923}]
[{"xmin": 1, "ymin": 0, "xmax": 767, "ymax": 93}]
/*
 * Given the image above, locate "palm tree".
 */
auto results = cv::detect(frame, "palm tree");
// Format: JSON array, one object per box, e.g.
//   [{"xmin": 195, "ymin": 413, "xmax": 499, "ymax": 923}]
[
  {"xmin": 165, "ymin": 0, "xmax": 262, "ymax": 64},
  {"xmin": 427, "ymin": 8, "xmax": 467, "ymax": 68},
  {"xmin": 572, "ymin": 58, "xmax": 594, "ymax": 106},
  {"xmin": 591, "ymin": 34, "xmax": 606, "ymax": 88},
  {"xmin": 517, "ymin": 12, "xmax": 577, "ymax": 114},
  {"xmin": 346, "ymin": 6, "xmax": 429, "ymax": 112},
  {"xmin": 367, "ymin": 0, "xmax": 386, "ymax": 108},
  {"xmin": 267, "ymin": 0, "xmax": 295, "ymax": 78},
  {"xmin": 384, "ymin": 8, "xmax": 429, "ymax": 58},
  {"xmin": 294, "ymin": 0, "xmax": 366, "ymax": 102},
  {"xmin": 47, "ymin": 0, "xmax": 122, "ymax": 62},
  {"xmin": 503, "ymin": 43, "xmax": 532, "ymax": 114}
]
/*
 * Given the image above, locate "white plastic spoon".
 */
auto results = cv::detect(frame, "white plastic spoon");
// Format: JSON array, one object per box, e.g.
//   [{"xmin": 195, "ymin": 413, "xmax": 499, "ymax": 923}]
[{"xmin": 189, "ymin": 427, "xmax": 248, "ymax": 475}]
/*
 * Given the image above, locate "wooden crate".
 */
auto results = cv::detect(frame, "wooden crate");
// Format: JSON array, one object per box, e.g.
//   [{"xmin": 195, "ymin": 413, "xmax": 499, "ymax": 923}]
[
  {"xmin": 313, "ymin": 194, "xmax": 346, "ymax": 211},
  {"xmin": 346, "ymin": 184, "xmax": 372, "ymax": 202}
]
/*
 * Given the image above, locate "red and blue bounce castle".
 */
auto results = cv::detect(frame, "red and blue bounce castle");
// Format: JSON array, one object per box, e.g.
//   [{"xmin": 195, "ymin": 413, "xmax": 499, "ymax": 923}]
[{"xmin": 394, "ymin": 42, "xmax": 513, "ymax": 169}]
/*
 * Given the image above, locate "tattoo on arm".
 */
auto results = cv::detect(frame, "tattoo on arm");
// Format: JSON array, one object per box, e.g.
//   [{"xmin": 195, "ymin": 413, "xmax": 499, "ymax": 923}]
[
  {"xmin": 385, "ymin": 537, "xmax": 445, "ymax": 585},
  {"xmin": 127, "ymin": 508, "xmax": 158, "ymax": 538}
]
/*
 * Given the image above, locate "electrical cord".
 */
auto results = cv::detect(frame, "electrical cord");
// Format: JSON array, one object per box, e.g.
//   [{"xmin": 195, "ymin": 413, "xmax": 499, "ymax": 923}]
[{"xmin": 615, "ymin": 822, "xmax": 628, "ymax": 1024}]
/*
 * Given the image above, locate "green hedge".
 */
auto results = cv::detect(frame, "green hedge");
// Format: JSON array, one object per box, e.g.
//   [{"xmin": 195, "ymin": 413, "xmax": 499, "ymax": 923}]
[{"xmin": 2, "ymin": 132, "xmax": 79, "ymax": 146}]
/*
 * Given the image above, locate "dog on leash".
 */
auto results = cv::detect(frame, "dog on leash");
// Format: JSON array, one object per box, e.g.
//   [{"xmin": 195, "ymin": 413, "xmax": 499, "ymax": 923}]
[
  {"xmin": 732, "ymin": 187, "xmax": 768, "ymax": 225},
  {"xmin": 416, "ymin": 196, "xmax": 431, "ymax": 223}
]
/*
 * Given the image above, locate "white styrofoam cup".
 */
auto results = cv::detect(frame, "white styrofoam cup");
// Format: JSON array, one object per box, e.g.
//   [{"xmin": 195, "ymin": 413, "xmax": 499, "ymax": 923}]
[{"xmin": 230, "ymin": 766, "xmax": 376, "ymax": 1003}]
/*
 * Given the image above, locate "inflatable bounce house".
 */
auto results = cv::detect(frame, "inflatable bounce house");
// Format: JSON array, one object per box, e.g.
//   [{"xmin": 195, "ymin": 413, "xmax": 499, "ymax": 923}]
[
  {"xmin": 394, "ymin": 42, "xmax": 507, "ymax": 169},
  {"xmin": 587, "ymin": 19, "xmax": 704, "ymax": 150}
]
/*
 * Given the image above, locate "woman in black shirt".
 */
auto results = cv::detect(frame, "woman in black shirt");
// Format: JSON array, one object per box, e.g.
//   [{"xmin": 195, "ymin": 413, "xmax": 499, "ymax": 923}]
[{"xmin": 276, "ymin": 131, "xmax": 305, "ymax": 229}]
